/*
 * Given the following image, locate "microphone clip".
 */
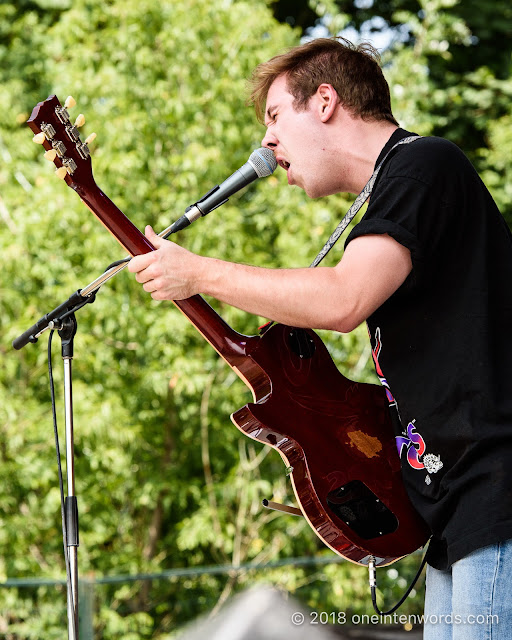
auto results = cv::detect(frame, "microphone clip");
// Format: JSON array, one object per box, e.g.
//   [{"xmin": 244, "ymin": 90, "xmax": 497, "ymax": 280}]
[
  {"xmin": 193, "ymin": 184, "xmax": 228, "ymax": 216},
  {"xmin": 168, "ymin": 185, "xmax": 227, "ymax": 235}
]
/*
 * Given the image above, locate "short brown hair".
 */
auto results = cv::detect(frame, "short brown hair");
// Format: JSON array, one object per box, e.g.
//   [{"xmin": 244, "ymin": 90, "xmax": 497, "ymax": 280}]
[{"xmin": 249, "ymin": 37, "xmax": 398, "ymax": 126}]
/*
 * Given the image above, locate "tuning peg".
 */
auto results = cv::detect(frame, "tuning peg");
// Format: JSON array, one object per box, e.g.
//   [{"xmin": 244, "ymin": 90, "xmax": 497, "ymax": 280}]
[
  {"xmin": 33, "ymin": 132, "xmax": 46, "ymax": 144},
  {"xmin": 55, "ymin": 166, "xmax": 68, "ymax": 180},
  {"xmin": 64, "ymin": 96, "xmax": 76, "ymax": 109},
  {"xmin": 85, "ymin": 132, "xmax": 97, "ymax": 145},
  {"xmin": 44, "ymin": 149, "xmax": 58, "ymax": 161},
  {"xmin": 74, "ymin": 114, "xmax": 85, "ymax": 128}
]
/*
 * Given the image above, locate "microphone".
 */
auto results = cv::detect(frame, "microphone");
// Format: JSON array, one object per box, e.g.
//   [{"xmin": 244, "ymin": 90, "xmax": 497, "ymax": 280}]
[{"xmin": 163, "ymin": 148, "xmax": 277, "ymax": 235}]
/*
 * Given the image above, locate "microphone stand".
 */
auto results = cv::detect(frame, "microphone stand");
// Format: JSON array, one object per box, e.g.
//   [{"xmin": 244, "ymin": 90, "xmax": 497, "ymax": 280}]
[
  {"xmin": 12, "ymin": 222, "xmax": 180, "ymax": 640},
  {"xmin": 59, "ymin": 314, "xmax": 79, "ymax": 640},
  {"xmin": 12, "ymin": 222, "xmax": 178, "ymax": 350}
]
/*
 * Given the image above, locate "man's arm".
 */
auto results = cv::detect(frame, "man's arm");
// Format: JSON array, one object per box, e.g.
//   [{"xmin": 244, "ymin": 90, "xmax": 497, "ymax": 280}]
[{"xmin": 128, "ymin": 226, "xmax": 412, "ymax": 333}]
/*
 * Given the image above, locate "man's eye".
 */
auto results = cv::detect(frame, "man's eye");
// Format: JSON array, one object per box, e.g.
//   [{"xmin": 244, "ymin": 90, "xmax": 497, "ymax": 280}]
[{"xmin": 265, "ymin": 112, "xmax": 277, "ymax": 127}]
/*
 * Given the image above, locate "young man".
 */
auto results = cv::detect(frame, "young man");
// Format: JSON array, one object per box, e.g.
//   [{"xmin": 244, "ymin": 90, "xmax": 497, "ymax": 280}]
[{"xmin": 129, "ymin": 38, "xmax": 512, "ymax": 638}]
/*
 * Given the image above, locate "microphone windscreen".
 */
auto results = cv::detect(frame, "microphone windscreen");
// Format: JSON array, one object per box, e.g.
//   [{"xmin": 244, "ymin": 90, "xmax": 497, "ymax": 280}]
[{"xmin": 248, "ymin": 147, "xmax": 277, "ymax": 178}]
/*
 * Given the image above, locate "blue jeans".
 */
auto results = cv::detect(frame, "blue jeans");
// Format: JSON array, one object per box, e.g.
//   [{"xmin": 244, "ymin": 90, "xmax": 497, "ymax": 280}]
[{"xmin": 423, "ymin": 539, "xmax": 512, "ymax": 639}]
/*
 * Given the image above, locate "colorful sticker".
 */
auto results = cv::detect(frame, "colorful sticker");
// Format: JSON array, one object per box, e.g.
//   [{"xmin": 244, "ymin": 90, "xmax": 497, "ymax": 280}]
[{"xmin": 370, "ymin": 326, "xmax": 444, "ymax": 481}]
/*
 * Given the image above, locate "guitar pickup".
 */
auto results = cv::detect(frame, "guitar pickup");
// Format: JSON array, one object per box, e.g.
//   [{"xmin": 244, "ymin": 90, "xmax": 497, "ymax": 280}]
[{"xmin": 262, "ymin": 499, "xmax": 303, "ymax": 517}]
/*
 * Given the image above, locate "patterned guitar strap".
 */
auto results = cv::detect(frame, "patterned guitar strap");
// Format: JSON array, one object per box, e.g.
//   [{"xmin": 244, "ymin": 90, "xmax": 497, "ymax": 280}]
[{"xmin": 310, "ymin": 135, "xmax": 421, "ymax": 267}]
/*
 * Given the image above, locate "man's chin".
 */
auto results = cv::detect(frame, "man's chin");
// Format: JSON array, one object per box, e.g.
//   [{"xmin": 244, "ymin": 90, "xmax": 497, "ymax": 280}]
[
  {"xmin": 292, "ymin": 178, "xmax": 328, "ymax": 199},
  {"xmin": 303, "ymin": 185, "xmax": 326, "ymax": 199}
]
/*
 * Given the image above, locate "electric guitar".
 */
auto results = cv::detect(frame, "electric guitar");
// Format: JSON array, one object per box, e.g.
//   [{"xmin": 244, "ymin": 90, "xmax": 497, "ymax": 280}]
[{"xmin": 28, "ymin": 95, "xmax": 430, "ymax": 567}]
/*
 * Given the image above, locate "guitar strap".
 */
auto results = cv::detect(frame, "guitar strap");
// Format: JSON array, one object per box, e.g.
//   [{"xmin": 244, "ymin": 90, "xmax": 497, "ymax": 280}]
[{"xmin": 310, "ymin": 135, "xmax": 422, "ymax": 267}]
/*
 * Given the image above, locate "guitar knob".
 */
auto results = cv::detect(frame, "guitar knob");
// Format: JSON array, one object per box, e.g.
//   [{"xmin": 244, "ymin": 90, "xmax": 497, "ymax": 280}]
[
  {"xmin": 55, "ymin": 166, "xmax": 68, "ymax": 179},
  {"xmin": 85, "ymin": 132, "xmax": 97, "ymax": 144},
  {"xmin": 74, "ymin": 114, "xmax": 85, "ymax": 128},
  {"xmin": 44, "ymin": 149, "xmax": 58, "ymax": 161},
  {"xmin": 64, "ymin": 96, "xmax": 76, "ymax": 109},
  {"xmin": 33, "ymin": 132, "xmax": 46, "ymax": 144}
]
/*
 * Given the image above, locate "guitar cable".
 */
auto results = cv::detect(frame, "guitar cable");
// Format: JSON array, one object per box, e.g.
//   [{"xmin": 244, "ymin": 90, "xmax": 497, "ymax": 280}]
[{"xmin": 368, "ymin": 540, "xmax": 430, "ymax": 616}]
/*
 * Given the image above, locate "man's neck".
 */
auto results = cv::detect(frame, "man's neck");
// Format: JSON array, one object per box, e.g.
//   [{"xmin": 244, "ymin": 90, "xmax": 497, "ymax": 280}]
[
  {"xmin": 344, "ymin": 122, "xmax": 399, "ymax": 194},
  {"xmin": 323, "ymin": 111, "xmax": 398, "ymax": 194}
]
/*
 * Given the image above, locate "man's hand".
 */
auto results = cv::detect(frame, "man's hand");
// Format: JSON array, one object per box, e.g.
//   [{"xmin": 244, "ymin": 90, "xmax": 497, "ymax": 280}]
[
  {"xmin": 127, "ymin": 226, "xmax": 203, "ymax": 301},
  {"xmin": 128, "ymin": 227, "xmax": 412, "ymax": 333}
]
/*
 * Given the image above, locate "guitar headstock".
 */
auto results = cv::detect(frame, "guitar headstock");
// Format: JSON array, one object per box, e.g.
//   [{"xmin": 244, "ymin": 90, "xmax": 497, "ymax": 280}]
[{"xmin": 28, "ymin": 94, "xmax": 96, "ymax": 189}]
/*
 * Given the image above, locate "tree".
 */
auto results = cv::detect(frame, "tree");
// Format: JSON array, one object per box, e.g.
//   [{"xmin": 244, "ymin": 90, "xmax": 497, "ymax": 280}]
[
  {"xmin": 1, "ymin": 1, "xmax": 386, "ymax": 637},
  {"xmin": 7, "ymin": 0, "xmax": 509, "ymax": 637}
]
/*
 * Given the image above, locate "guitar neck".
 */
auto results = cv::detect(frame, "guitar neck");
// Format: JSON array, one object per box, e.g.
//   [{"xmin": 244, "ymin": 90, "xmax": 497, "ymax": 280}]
[{"xmin": 74, "ymin": 181, "xmax": 251, "ymax": 367}]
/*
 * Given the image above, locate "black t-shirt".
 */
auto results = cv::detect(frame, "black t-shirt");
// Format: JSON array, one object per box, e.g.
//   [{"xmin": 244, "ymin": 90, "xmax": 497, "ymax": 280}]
[{"xmin": 345, "ymin": 128, "xmax": 512, "ymax": 570}]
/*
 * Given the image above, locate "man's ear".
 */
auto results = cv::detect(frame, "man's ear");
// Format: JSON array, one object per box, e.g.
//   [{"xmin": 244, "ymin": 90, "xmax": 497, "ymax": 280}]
[{"xmin": 316, "ymin": 83, "xmax": 339, "ymax": 122}]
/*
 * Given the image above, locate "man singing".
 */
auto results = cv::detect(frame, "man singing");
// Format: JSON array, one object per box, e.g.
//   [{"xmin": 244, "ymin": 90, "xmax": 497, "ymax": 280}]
[{"xmin": 129, "ymin": 37, "xmax": 512, "ymax": 639}]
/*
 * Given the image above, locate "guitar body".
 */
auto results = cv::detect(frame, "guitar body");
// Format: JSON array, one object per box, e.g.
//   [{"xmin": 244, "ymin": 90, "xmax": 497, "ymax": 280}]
[
  {"xmin": 27, "ymin": 94, "xmax": 430, "ymax": 567},
  {"xmin": 230, "ymin": 324, "xmax": 428, "ymax": 566}
]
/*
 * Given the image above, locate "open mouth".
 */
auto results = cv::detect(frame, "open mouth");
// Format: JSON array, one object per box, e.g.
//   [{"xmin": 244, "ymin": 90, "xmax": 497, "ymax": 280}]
[{"xmin": 278, "ymin": 159, "xmax": 290, "ymax": 170}]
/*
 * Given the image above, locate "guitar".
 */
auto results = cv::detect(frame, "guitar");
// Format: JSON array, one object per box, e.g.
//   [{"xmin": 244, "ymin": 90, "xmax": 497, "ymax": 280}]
[{"xmin": 28, "ymin": 95, "xmax": 430, "ymax": 567}]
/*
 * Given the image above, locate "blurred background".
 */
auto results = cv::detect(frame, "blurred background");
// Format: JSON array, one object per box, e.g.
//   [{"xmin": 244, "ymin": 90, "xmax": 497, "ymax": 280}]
[{"xmin": 1, "ymin": 0, "xmax": 511, "ymax": 637}]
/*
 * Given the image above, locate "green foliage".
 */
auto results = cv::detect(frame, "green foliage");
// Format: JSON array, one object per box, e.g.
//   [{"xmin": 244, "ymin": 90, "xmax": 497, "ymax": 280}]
[
  {"xmin": 3, "ymin": 0, "xmax": 510, "ymax": 637},
  {"xmin": 0, "ymin": 0, "xmax": 380, "ymax": 637},
  {"xmin": 384, "ymin": 0, "xmax": 512, "ymax": 226}
]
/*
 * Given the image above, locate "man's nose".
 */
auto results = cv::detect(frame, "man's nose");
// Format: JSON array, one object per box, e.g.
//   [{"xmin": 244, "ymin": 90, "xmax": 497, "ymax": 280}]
[{"xmin": 261, "ymin": 128, "xmax": 277, "ymax": 149}]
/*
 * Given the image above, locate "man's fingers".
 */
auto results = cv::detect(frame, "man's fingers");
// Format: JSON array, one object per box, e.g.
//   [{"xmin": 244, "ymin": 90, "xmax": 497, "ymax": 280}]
[
  {"xmin": 128, "ymin": 251, "xmax": 155, "ymax": 274},
  {"xmin": 145, "ymin": 225, "xmax": 165, "ymax": 248},
  {"xmin": 136, "ymin": 268, "xmax": 154, "ymax": 284},
  {"xmin": 127, "ymin": 227, "xmax": 165, "ymax": 274},
  {"xmin": 143, "ymin": 279, "xmax": 157, "ymax": 293}
]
